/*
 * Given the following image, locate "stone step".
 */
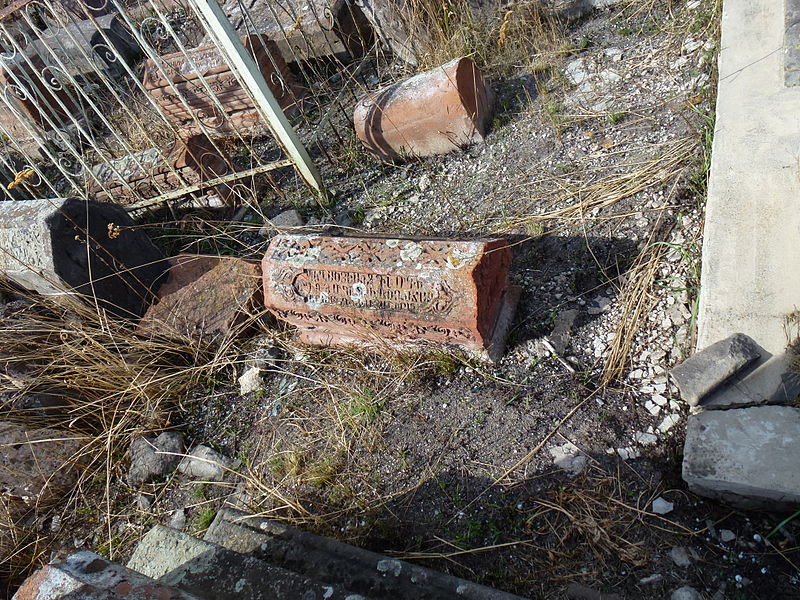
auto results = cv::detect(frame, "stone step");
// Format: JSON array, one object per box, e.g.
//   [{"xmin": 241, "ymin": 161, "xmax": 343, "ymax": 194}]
[
  {"xmin": 203, "ymin": 508, "xmax": 527, "ymax": 600},
  {"xmin": 127, "ymin": 524, "xmax": 368, "ymax": 600}
]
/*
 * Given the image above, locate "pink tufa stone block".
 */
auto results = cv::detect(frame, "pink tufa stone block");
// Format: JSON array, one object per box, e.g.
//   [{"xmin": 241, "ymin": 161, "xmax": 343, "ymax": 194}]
[
  {"xmin": 262, "ymin": 234, "xmax": 519, "ymax": 361},
  {"xmin": 137, "ymin": 255, "xmax": 262, "ymax": 344}
]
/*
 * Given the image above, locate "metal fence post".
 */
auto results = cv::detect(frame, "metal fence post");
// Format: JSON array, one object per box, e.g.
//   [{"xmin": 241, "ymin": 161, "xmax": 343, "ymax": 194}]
[{"xmin": 192, "ymin": 0, "xmax": 325, "ymax": 195}]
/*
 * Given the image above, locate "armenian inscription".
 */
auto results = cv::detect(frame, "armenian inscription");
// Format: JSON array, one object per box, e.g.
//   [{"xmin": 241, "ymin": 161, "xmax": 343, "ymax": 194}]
[{"xmin": 262, "ymin": 234, "xmax": 520, "ymax": 360}]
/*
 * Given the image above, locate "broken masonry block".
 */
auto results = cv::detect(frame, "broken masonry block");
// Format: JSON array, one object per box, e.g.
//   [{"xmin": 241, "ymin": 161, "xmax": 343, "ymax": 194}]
[
  {"xmin": 354, "ymin": 0, "xmax": 431, "ymax": 66},
  {"xmin": 670, "ymin": 332, "xmax": 761, "ymax": 406},
  {"xmin": 201, "ymin": 0, "xmax": 371, "ymax": 64},
  {"xmin": 143, "ymin": 34, "xmax": 304, "ymax": 139},
  {"xmin": 701, "ymin": 353, "xmax": 800, "ymax": 409},
  {"xmin": 353, "ymin": 57, "xmax": 493, "ymax": 161},
  {"xmin": 261, "ymin": 233, "xmax": 520, "ymax": 361},
  {"xmin": 13, "ymin": 552, "xmax": 194, "ymax": 600},
  {"xmin": 0, "ymin": 421, "xmax": 83, "ymax": 509},
  {"xmin": 137, "ymin": 254, "xmax": 262, "ymax": 344},
  {"xmin": 683, "ymin": 406, "xmax": 800, "ymax": 509},
  {"xmin": 88, "ymin": 134, "xmax": 232, "ymax": 207},
  {"xmin": 0, "ymin": 198, "xmax": 168, "ymax": 318}
]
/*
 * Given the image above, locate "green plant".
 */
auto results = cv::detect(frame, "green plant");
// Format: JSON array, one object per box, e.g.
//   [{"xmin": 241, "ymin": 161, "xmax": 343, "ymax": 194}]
[
  {"xmin": 348, "ymin": 388, "xmax": 385, "ymax": 423},
  {"xmin": 194, "ymin": 509, "xmax": 216, "ymax": 532},
  {"xmin": 608, "ymin": 111, "xmax": 626, "ymax": 125}
]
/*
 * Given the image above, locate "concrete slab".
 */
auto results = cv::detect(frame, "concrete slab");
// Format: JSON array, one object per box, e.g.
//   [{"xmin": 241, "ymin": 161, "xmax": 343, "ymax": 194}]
[
  {"xmin": 697, "ymin": 0, "xmax": 800, "ymax": 356},
  {"xmin": 683, "ymin": 406, "xmax": 800, "ymax": 508},
  {"xmin": 128, "ymin": 525, "xmax": 357, "ymax": 600},
  {"xmin": 702, "ymin": 353, "xmax": 800, "ymax": 408}
]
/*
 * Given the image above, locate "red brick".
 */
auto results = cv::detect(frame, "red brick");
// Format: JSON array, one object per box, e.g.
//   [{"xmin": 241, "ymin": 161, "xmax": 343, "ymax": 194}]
[
  {"xmin": 353, "ymin": 57, "xmax": 493, "ymax": 161},
  {"xmin": 143, "ymin": 35, "xmax": 304, "ymax": 138},
  {"xmin": 262, "ymin": 234, "xmax": 519, "ymax": 360},
  {"xmin": 138, "ymin": 255, "xmax": 262, "ymax": 344}
]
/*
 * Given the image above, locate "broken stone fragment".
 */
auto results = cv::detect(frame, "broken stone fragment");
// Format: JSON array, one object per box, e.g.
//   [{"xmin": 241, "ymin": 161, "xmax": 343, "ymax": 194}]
[
  {"xmin": 0, "ymin": 421, "xmax": 83, "ymax": 507},
  {"xmin": 13, "ymin": 551, "xmax": 193, "ymax": 599},
  {"xmin": 137, "ymin": 254, "xmax": 262, "ymax": 345},
  {"xmin": 701, "ymin": 353, "xmax": 800, "ymax": 409},
  {"xmin": 670, "ymin": 333, "xmax": 760, "ymax": 406},
  {"xmin": 355, "ymin": 0, "xmax": 431, "ymax": 66},
  {"xmin": 261, "ymin": 234, "xmax": 520, "ymax": 362},
  {"xmin": 651, "ymin": 497, "xmax": 674, "ymax": 515},
  {"xmin": 178, "ymin": 445, "xmax": 232, "ymax": 481},
  {"xmin": 127, "ymin": 431, "xmax": 185, "ymax": 488},
  {"xmin": 0, "ymin": 198, "xmax": 168, "ymax": 318},
  {"xmin": 238, "ymin": 366, "xmax": 264, "ymax": 395},
  {"xmin": 353, "ymin": 57, "xmax": 493, "ymax": 161},
  {"xmin": 683, "ymin": 406, "xmax": 800, "ymax": 508},
  {"xmin": 671, "ymin": 586, "xmax": 704, "ymax": 600}
]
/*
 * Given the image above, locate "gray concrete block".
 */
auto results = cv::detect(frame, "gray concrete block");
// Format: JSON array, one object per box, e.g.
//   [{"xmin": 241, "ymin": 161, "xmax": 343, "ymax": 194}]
[
  {"xmin": 0, "ymin": 198, "xmax": 168, "ymax": 318},
  {"xmin": 670, "ymin": 333, "xmax": 760, "ymax": 406},
  {"xmin": 208, "ymin": 508, "xmax": 529, "ymax": 600},
  {"xmin": 683, "ymin": 406, "xmax": 800, "ymax": 508},
  {"xmin": 128, "ymin": 525, "xmax": 359, "ymax": 600},
  {"xmin": 702, "ymin": 354, "xmax": 800, "ymax": 409}
]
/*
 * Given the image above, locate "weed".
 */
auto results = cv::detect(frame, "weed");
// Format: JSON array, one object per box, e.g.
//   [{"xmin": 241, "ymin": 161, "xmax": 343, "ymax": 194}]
[
  {"xmin": 306, "ymin": 455, "xmax": 341, "ymax": 488},
  {"xmin": 348, "ymin": 388, "xmax": 385, "ymax": 424},
  {"xmin": 192, "ymin": 483, "xmax": 207, "ymax": 500},
  {"xmin": 608, "ymin": 111, "xmax": 626, "ymax": 125},
  {"xmin": 193, "ymin": 509, "xmax": 216, "ymax": 533}
]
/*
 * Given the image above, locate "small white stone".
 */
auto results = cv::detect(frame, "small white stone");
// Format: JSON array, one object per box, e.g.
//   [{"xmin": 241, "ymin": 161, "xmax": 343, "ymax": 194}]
[
  {"xmin": 635, "ymin": 432, "xmax": 658, "ymax": 446},
  {"xmin": 652, "ymin": 497, "xmax": 674, "ymax": 515},
  {"xmin": 645, "ymin": 400, "xmax": 661, "ymax": 416},
  {"xmin": 238, "ymin": 366, "xmax": 263, "ymax": 395},
  {"xmin": 658, "ymin": 414, "xmax": 681, "ymax": 433},
  {"xmin": 616, "ymin": 447, "xmax": 640, "ymax": 460},
  {"xmin": 719, "ymin": 529, "xmax": 736, "ymax": 543},
  {"xmin": 652, "ymin": 394, "xmax": 668, "ymax": 407},
  {"xmin": 683, "ymin": 37, "xmax": 703, "ymax": 54}
]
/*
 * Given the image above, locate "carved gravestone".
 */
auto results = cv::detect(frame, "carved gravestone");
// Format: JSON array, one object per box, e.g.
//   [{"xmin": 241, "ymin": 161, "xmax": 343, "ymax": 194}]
[
  {"xmin": 200, "ymin": 0, "xmax": 371, "ymax": 63},
  {"xmin": 262, "ymin": 234, "xmax": 520, "ymax": 361},
  {"xmin": 143, "ymin": 34, "xmax": 303, "ymax": 138},
  {"xmin": 31, "ymin": 14, "xmax": 140, "ymax": 80},
  {"xmin": 0, "ymin": 198, "xmax": 168, "ymax": 317}
]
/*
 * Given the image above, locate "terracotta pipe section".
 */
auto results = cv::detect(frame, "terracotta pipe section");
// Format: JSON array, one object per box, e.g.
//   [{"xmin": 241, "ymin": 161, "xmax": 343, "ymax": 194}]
[{"xmin": 353, "ymin": 56, "xmax": 493, "ymax": 161}]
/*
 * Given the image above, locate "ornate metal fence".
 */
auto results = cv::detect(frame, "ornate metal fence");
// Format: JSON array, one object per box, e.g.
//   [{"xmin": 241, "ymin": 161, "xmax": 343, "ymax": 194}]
[{"xmin": 0, "ymin": 0, "xmax": 385, "ymax": 211}]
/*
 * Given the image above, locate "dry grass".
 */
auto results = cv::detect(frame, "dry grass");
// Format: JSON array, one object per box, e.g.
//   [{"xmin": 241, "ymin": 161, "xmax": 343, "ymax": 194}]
[
  {"xmin": 403, "ymin": 0, "xmax": 570, "ymax": 76},
  {"xmin": 231, "ymin": 341, "xmax": 464, "ymax": 526},
  {"xmin": 0, "ymin": 291, "xmax": 260, "ymax": 585},
  {"xmin": 524, "ymin": 466, "xmax": 686, "ymax": 570}
]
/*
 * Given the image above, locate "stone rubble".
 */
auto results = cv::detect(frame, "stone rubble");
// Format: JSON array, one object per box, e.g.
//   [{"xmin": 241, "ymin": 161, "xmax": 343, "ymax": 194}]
[
  {"xmin": 670, "ymin": 333, "xmax": 761, "ymax": 406},
  {"xmin": 177, "ymin": 445, "xmax": 233, "ymax": 481},
  {"xmin": 127, "ymin": 432, "xmax": 185, "ymax": 488}
]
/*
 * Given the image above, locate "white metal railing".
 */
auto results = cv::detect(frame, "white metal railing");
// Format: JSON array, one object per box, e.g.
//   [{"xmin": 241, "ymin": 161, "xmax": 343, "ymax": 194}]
[{"xmin": 0, "ymin": 0, "xmax": 387, "ymax": 211}]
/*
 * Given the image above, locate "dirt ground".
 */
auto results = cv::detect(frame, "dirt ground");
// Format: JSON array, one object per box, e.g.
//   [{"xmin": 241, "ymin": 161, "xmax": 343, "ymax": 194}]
[{"xmin": 4, "ymin": 1, "xmax": 800, "ymax": 599}]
